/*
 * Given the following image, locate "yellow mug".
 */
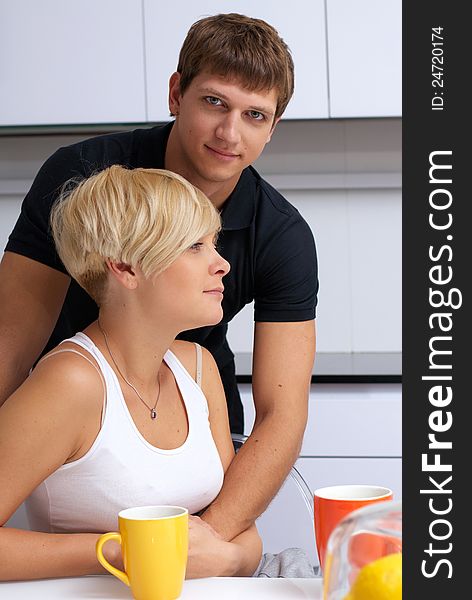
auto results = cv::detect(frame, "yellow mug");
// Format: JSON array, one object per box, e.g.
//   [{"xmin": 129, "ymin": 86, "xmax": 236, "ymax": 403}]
[{"xmin": 96, "ymin": 505, "xmax": 188, "ymax": 600}]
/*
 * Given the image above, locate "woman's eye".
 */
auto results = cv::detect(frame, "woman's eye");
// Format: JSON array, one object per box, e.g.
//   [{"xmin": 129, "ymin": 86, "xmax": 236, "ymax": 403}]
[
  {"xmin": 205, "ymin": 96, "xmax": 222, "ymax": 106},
  {"xmin": 189, "ymin": 242, "xmax": 203, "ymax": 251}
]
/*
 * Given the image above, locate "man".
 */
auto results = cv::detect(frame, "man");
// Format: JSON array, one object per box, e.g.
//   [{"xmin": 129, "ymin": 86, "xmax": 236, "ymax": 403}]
[{"xmin": 0, "ymin": 13, "xmax": 318, "ymax": 542}]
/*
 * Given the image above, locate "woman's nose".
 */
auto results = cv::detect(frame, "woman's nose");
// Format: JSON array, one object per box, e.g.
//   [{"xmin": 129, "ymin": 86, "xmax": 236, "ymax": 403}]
[{"xmin": 213, "ymin": 251, "xmax": 230, "ymax": 276}]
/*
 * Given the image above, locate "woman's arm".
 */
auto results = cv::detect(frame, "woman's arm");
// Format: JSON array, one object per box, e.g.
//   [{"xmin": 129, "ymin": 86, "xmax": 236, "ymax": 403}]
[
  {"xmin": 0, "ymin": 351, "xmax": 114, "ymax": 581},
  {"xmin": 0, "ymin": 529, "xmax": 121, "ymax": 581}
]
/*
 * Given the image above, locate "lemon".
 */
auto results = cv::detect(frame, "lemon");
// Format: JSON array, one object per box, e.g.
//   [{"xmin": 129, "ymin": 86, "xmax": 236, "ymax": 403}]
[{"xmin": 343, "ymin": 552, "xmax": 402, "ymax": 600}]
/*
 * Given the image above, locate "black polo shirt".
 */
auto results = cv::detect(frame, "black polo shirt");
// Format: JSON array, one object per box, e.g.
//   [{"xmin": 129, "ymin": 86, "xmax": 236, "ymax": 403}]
[{"xmin": 6, "ymin": 122, "xmax": 318, "ymax": 431}]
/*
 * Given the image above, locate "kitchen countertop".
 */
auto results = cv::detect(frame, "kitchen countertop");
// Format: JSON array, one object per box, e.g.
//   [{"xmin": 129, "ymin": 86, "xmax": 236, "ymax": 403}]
[
  {"xmin": 235, "ymin": 352, "xmax": 401, "ymax": 383},
  {"xmin": 0, "ymin": 575, "xmax": 323, "ymax": 599}
]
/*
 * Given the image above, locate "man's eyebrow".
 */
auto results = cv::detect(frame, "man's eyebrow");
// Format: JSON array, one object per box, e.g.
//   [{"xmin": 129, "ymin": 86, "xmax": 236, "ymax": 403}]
[{"xmin": 198, "ymin": 87, "xmax": 275, "ymax": 116}]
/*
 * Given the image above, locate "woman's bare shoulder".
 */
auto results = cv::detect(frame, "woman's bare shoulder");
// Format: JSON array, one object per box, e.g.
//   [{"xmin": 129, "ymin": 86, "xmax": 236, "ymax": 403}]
[
  {"xmin": 26, "ymin": 342, "xmax": 105, "ymax": 414},
  {"xmin": 0, "ymin": 342, "xmax": 105, "ymax": 477}
]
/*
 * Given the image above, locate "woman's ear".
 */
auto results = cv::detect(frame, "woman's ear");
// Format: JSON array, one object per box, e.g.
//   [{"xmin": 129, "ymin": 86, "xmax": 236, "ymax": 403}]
[
  {"xmin": 106, "ymin": 260, "xmax": 138, "ymax": 289},
  {"xmin": 168, "ymin": 72, "xmax": 182, "ymax": 117}
]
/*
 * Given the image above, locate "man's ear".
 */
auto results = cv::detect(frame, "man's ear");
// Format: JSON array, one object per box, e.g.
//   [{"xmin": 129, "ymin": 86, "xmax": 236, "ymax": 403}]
[
  {"xmin": 106, "ymin": 260, "xmax": 138, "ymax": 289},
  {"xmin": 168, "ymin": 72, "xmax": 182, "ymax": 117},
  {"xmin": 266, "ymin": 116, "xmax": 281, "ymax": 143}
]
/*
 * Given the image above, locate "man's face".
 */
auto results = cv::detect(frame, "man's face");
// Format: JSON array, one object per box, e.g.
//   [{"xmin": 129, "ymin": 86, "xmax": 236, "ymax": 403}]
[{"xmin": 169, "ymin": 71, "xmax": 279, "ymax": 190}]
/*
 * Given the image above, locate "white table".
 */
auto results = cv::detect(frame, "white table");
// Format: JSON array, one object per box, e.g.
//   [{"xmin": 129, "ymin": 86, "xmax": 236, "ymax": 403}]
[{"xmin": 0, "ymin": 575, "xmax": 322, "ymax": 599}]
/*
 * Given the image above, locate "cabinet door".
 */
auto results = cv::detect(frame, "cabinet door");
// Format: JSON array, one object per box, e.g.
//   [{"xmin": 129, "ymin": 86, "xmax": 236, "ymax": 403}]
[
  {"xmin": 326, "ymin": 0, "xmax": 401, "ymax": 117},
  {"xmin": 240, "ymin": 384, "xmax": 402, "ymax": 457},
  {"xmin": 144, "ymin": 1, "xmax": 329, "ymax": 121},
  {"xmin": 0, "ymin": 0, "xmax": 146, "ymax": 126},
  {"xmin": 301, "ymin": 384, "xmax": 402, "ymax": 457},
  {"xmin": 297, "ymin": 457, "xmax": 402, "ymax": 499}
]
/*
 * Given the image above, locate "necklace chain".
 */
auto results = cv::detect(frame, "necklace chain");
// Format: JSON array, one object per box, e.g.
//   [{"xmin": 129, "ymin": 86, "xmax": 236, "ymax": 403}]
[{"xmin": 98, "ymin": 320, "xmax": 161, "ymax": 420}]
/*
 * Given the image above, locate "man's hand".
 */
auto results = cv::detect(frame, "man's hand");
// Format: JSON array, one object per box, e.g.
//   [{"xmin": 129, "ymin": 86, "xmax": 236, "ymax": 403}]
[
  {"xmin": 186, "ymin": 515, "xmax": 238, "ymax": 578},
  {"xmin": 201, "ymin": 320, "xmax": 315, "ymax": 541},
  {"xmin": 0, "ymin": 252, "xmax": 69, "ymax": 405},
  {"xmin": 189, "ymin": 515, "xmax": 223, "ymax": 540}
]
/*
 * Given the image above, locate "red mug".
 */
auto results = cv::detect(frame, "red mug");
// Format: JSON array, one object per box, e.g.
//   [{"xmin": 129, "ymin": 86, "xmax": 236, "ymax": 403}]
[{"xmin": 314, "ymin": 484, "xmax": 393, "ymax": 571}]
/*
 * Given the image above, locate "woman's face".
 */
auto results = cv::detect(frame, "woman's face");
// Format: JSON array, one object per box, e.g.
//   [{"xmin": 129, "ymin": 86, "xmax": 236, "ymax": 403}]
[{"xmin": 143, "ymin": 232, "xmax": 230, "ymax": 331}]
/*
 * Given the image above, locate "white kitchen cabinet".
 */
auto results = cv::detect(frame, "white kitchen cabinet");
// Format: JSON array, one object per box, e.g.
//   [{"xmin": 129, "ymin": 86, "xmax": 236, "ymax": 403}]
[
  {"xmin": 0, "ymin": 0, "xmax": 146, "ymax": 126},
  {"xmin": 0, "ymin": 1, "xmax": 400, "ymax": 126},
  {"xmin": 240, "ymin": 384, "xmax": 402, "ymax": 457},
  {"xmin": 144, "ymin": 0, "xmax": 329, "ymax": 121},
  {"xmin": 326, "ymin": 0, "xmax": 402, "ymax": 117},
  {"xmin": 301, "ymin": 384, "xmax": 401, "ymax": 457},
  {"xmin": 297, "ymin": 458, "xmax": 402, "ymax": 500}
]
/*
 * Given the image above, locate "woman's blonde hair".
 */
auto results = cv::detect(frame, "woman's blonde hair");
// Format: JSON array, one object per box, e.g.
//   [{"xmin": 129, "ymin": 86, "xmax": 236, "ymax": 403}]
[{"xmin": 51, "ymin": 165, "xmax": 221, "ymax": 304}]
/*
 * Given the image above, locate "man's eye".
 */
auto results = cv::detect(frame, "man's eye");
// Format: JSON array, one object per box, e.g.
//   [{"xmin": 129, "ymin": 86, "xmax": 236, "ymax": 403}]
[
  {"xmin": 248, "ymin": 110, "xmax": 265, "ymax": 121},
  {"xmin": 205, "ymin": 96, "xmax": 222, "ymax": 106}
]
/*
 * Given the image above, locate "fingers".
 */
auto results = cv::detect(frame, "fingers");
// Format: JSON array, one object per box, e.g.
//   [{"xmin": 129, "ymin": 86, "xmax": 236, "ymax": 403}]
[
  {"xmin": 188, "ymin": 515, "xmax": 223, "ymax": 540},
  {"xmin": 194, "ymin": 516, "xmax": 223, "ymax": 539}
]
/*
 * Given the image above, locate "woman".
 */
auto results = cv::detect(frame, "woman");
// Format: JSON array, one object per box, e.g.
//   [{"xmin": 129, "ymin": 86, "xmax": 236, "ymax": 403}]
[{"xmin": 0, "ymin": 166, "xmax": 262, "ymax": 580}]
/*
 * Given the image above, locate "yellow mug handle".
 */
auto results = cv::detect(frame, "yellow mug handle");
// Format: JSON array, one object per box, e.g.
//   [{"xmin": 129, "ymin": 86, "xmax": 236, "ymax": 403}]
[{"xmin": 96, "ymin": 532, "xmax": 130, "ymax": 587}]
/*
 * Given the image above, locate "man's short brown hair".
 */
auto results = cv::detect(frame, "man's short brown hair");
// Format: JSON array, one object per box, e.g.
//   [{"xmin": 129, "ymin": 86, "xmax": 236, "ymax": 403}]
[{"xmin": 176, "ymin": 13, "xmax": 294, "ymax": 120}]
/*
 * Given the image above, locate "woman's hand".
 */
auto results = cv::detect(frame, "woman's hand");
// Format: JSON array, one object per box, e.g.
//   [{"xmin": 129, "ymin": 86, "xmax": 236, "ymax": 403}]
[{"xmin": 186, "ymin": 515, "xmax": 241, "ymax": 578}]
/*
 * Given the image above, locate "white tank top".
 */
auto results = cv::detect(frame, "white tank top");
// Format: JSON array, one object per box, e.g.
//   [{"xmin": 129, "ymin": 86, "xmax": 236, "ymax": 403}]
[{"xmin": 25, "ymin": 333, "xmax": 224, "ymax": 533}]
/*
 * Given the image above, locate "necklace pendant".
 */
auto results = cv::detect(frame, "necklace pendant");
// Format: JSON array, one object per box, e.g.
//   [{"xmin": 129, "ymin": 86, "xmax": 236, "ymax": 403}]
[{"xmin": 150, "ymin": 409, "xmax": 157, "ymax": 420}]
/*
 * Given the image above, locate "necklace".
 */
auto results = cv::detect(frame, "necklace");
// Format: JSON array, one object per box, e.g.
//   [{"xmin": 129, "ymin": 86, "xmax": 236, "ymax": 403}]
[{"xmin": 98, "ymin": 320, "xmax": 161, "ymax": 420}]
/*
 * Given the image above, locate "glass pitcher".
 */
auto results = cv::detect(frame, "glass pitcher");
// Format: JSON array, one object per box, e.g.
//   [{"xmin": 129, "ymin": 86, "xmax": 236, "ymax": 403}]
[{"xmin": 323, "ymin": 500, "xmax": 402, "ymax": 600}]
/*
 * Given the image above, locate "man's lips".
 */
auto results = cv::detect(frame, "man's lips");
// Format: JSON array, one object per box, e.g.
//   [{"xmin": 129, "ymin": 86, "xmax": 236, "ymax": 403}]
[{"xmin": 205, "ymin": 145, "xmax": 239, "ymax": 160}]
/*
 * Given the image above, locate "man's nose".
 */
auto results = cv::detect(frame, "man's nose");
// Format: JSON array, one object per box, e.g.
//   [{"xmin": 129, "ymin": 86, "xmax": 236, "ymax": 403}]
[{"xmin": 215, "ymin": 112, "xmax": 241, "ymax": 146}]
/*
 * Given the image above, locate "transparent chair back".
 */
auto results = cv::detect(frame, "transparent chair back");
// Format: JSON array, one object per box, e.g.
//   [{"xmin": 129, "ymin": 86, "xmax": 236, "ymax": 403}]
[{"xmin": 231, "ymin": 433, "xmax": 318, "ymax": 568}]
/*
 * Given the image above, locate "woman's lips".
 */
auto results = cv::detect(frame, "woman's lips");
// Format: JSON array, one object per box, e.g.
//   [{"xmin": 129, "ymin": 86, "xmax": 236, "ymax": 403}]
[{"xmin": 204, "ymin": 288, "xmax": 224, "ymax": 296}]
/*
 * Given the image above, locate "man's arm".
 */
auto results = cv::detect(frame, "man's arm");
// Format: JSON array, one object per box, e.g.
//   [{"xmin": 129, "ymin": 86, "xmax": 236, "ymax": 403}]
[
  {"xmin": 173, "ymin": 341, "xmax": 262, "ymax": 577},
  {"xmin": 201, "ymin": 320, "xmax": 315, "ymax": 541},
  {"xmin": 0, "ymin": 252, "xmax": 70, "ymax": 405}
]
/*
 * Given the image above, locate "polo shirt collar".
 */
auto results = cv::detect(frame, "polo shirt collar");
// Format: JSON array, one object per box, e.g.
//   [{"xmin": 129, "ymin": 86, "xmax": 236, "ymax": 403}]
[
  {"xmin": 220, "ymin": 168, "xmax": 256, "ymax": 231},
  {"xmin": 135, "ymin": 121, "xmax": 173, "ymax": 168}
]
